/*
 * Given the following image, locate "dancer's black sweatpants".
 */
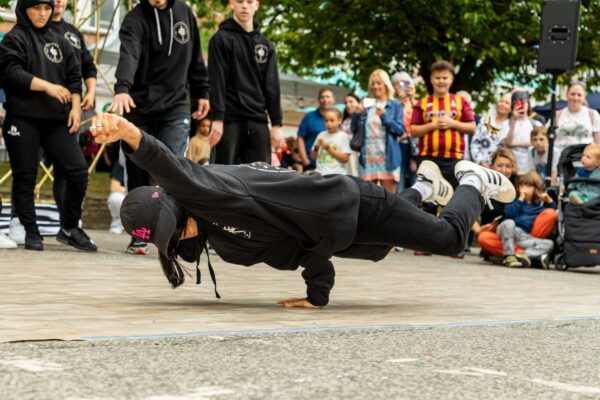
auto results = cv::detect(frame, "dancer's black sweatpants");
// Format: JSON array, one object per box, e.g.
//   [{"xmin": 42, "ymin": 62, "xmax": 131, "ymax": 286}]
[
  {"xmin": 335, "ymin": 177, "xmax": 484, "ymax": 260},
  {"xmin": 2, "ymin": 114, "xmax": 88, "ymax": 234},
  {"xmin": 212, "ymin": 120, "xmax": 271, "ymax": 165}
]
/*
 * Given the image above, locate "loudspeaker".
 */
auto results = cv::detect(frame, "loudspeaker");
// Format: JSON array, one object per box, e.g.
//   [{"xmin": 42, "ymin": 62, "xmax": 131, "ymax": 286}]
[{"xmin": 537, "ymin": 0, "xmax": 581, "ymax": 73}]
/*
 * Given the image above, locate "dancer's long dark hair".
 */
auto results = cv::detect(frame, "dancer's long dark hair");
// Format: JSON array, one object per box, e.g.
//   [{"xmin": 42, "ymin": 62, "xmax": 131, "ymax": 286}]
[
  {"xmin": 158, "ymin": 233, "xmax": 188, "ymax": 288},
  {"xmin": 158, "ymin": 218, "xmax": 206, "ymax": 288}
]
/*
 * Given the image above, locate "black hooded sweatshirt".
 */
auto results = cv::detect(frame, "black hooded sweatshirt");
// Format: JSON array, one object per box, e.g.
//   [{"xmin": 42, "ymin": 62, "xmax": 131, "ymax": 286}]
[
  {"xmin": 114, "ymin": 0, "xmax": 209, "ymax": 118},
  {"xmin": 208, "ymin": 18, "xmax": 282, "ymax": 126},
  {"xmin": 0, "ymin": 0, "xmax": 81, "ymax": 120},
  {"xmin": 124, "ymin": 133, "xmax": 360, "ymax": 306},
  {"xmin": 51, "ymin": 19, "xmax": 97, "ymax": 80}
]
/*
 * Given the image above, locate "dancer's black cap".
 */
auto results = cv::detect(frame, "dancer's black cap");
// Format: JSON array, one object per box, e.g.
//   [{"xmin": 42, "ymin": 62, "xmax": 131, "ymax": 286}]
[{"xmin": 120, "ymin": 186, "xmax": 184, "ymax": 256}]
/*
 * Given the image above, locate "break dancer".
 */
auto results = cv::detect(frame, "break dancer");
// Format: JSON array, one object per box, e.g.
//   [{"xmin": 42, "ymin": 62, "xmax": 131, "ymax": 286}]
[{"xmin": 91, "ymin": 113, "xmax": 515, "ymax": 308}]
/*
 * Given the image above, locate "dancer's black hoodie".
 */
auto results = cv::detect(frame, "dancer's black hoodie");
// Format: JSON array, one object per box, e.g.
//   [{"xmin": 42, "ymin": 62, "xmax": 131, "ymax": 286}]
[
  {"xmin": 0, "ymin": 0, "xmax": 81, "ymax": 120},
  {"xmin": 208, "ymin": 18, "xmax": 282, "ymax": 126},
  {"xmin": 114, "ymin": 0, "xmax": 209, "ymax": 118},
  {"xmin": 124, "ymin": 133, "xmax": 368, "ymax": 306}
]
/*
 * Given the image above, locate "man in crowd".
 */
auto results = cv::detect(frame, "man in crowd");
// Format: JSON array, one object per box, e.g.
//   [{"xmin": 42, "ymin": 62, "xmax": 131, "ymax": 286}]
[
  {"xmin": 108, "ymin": 0, "xmax": 210, "ymax": 254},
  {"xmin": 207, "ymin": 0, "xmax": 283, "ymax": 164},
  {"xmin": 297, "ymin": 88, "xmax": 335, "ymax": 170}
]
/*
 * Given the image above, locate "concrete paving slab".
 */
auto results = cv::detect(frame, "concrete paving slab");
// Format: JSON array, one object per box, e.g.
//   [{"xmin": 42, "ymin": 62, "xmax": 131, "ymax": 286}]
[{"xmin": 1, "ymin": 230, "xmax": 599, "ymax": 342}]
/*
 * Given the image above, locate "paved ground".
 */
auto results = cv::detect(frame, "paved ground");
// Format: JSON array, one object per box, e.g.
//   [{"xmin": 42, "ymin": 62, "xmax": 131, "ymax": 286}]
[{"xmin": 1, "ymin": 230, "xmax": 600, "ymax": 399}]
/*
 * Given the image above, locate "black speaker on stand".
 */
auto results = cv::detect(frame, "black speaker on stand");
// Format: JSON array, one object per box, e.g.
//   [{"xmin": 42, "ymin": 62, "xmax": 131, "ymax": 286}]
[{"xmin": 537, "ymin": 0, "xmax": 581, "ymax": 187}]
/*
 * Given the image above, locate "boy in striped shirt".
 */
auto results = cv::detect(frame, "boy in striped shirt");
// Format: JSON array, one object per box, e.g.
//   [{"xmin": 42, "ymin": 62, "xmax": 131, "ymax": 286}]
[{"xmin": 411, "ymin": 60, "xmax": 476, "ymax": 187}]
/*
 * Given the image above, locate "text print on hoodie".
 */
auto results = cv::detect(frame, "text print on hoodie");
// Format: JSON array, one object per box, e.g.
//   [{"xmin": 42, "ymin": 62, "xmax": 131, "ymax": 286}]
[
  {"xmin": 114, "ymin": 0, "xmax": 209, "ymax": 117},
  {"xmin": 0, "ymin": 0, "xmax": 82, "ymax": 121}
]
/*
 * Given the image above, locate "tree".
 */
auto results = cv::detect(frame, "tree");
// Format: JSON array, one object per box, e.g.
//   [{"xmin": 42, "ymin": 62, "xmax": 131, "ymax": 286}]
[{"xmin": 260, "ymin": 0, "xmax": 600, "ymax": 110}]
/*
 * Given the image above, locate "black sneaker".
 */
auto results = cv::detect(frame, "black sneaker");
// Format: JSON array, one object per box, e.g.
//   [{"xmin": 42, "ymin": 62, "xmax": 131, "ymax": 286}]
[
  {"xmin": 57, "ymin": 227, "xmax": 98, "ymax": 252},
  {"xmin": 25, "ymin": 231, "xmax": 44, "ymax": 251}
]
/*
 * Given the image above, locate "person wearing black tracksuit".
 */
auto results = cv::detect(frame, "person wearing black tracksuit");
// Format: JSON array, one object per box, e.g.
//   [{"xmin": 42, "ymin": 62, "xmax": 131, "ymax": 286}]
[
  {"xmin": 109, "ymin": 0, "xmax": 210, "ymax": 254},
  {"xmin": 207, "ymin": 0, "xmax": 283, "ymax": 165},
  {"xmin": 0, "ymin": 0, "xmax": 96, "ymax": 251},
  {"xmin": 91, "ymin": 113, "xmax": 516, "ymax": 308},
  {"xmin": 50, "ymin": 0, "xmax": 97, "ymax": 223}
]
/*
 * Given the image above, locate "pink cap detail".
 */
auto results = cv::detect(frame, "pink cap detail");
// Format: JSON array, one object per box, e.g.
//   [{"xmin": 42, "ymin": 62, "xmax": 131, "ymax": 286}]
[
  {"xmin": 132, "ymin": 227, "xmax": 151, "ymax": 240},
  {"xmin": 152, "ymin": 191, "xmax": 159, "ymax": 199}
]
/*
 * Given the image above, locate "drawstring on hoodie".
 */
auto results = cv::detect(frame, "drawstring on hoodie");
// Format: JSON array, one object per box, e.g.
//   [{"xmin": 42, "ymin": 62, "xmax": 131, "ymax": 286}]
[
  {"xmin": 192, "ymin": 232, "xmax": 220, "ymax": 299},
  {"xmin": 168, "ymin": 9, "xmax": 173, "ymax": 57},
  {"xmin": 153, "ymin": 8, "xmax": 174, "ymax": 57}
]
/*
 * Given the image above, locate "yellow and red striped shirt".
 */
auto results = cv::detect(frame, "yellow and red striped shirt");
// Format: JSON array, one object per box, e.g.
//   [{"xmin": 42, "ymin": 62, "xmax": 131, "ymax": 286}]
[{"xmin": 411, "ymin": 94, "xmax": 475, "ymax": 159}]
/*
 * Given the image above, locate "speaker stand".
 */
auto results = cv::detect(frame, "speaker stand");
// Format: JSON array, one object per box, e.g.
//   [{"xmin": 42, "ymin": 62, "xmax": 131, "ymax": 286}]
[{"xmin": 545, "ymin": 72, "xmax": 559, "ymax": 188}]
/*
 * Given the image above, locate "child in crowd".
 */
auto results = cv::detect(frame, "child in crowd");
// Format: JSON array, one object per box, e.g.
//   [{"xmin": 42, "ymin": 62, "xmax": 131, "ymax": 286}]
[
  {"xmin": 527, "ymin": 126, "xmax": 559, "ymax": 185},
  {"xmin": 187, "ymin": 118, "xmax": 211, "ymax": 164},
  {"xmin": 497, "ymin": 171, "xmax": 557, "ymax": 268},
  {"xmin": 569, "ymin": 143, "xmax": 600, "ymax": 204},
  {"xmin": 311, "ymin": 108, "xmax": 351, "ymax": 175},
  {"xmin": 278, "ymin": 137, "xmax": 303, "ymax": 172}
]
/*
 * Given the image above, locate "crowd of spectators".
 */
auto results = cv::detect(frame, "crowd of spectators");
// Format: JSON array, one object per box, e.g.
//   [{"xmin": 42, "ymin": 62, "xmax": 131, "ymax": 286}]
[{"xmin": 1, "ymin": 0, "xmax": 599, "ymax": 274}]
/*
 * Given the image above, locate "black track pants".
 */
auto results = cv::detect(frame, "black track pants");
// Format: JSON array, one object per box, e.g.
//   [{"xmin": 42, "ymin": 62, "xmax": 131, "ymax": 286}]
[
  {"xmin": 212, "ymin": 120, "xmax": 271, "ymax": 165},
  {"xmin": 348, "ymin": 177, "xmax": 483, "ymax": 256},
  {"xmin": 3, "ymin": 115, "xmax": 88, "ymax": 233}
]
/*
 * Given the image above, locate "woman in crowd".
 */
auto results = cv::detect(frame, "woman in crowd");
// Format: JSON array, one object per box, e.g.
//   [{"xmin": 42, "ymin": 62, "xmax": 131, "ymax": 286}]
[
  {"xmin": 392, "ymin": 71, "xmax": 417, "ymax": 190},
  {"xmin": 0, "ymin": 0, "xmax": 96, "ymax": 251},
  {"xmin": 352, "ymin": 69, "xmax": 405, "ymax": 193},
  {"xmin": 555, "ymin": 81, "xmax": 600, "ymax": 150},
  {"xmin": 476, "ymin": 149, "xmax": 556, "ymax": 265},
  {"xmin": 341, "ymin": 93, "xmax": 361, "ymax": 176},
  {"xmin": 470, "ymin": 93, "xmax": 511, "ymax": 167},
  {"xmin": 504, "ymin": 91, "xmax": 541, "ymax": 172}
]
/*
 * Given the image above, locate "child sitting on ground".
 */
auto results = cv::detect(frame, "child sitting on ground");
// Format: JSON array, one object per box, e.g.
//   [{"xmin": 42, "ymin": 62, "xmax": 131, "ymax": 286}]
[
  {"xmin": 569, "ymin": 144, "xmax": 600, "ymax": 204},
  {"xmin": 497, "ymin": 171, "xmax": 557, "ymax": 269},
  {"xmin": 311, "ymin": 108, "xmax": 351, "ymax": 175},
  {"xmin": 527, "ymin": 126, "xmax": 559, "ymax": 185},
  {"xmin": 187, "ymin": 118, "xmax": 211, "ymax": 164}
]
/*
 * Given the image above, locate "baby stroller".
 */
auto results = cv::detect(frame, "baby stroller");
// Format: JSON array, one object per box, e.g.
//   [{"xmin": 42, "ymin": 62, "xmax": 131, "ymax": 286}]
[{"xmin": 554, "ymin": 144, "xmax": 600, "ymax": 270}]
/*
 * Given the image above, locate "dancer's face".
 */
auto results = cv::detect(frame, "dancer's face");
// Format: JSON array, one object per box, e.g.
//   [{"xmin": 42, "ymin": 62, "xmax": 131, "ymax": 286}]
[
  {"xmin": 492, "ymin": 156, "xmax": 514, "ymax": 178},
  {"xmin": 180, "ymin": 217, "xmax": 198, "ymax": 240},
  {"xmin": 26, "ymin": 4, "xmax": 52, "ymax": 28}
]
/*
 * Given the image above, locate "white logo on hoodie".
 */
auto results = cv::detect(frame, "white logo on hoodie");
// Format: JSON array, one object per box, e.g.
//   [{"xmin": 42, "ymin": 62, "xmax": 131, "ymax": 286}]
[
  {"xmin": 173, "ymin": 22, "xmax": 190, "ymax": 44},
  {"xmin": 44, "ymin": 43, "xmax": 63, "ymax": 63},
  {"xmin": 255, "ymin": 44, "xmax": 268, "ymax": 64},
  {"xmin": 64, "ymin": 32, "xmax": 81, "ymax": 49},
  {"xmin": 6, "ymin": 125, "xmax": 20, "ymax": 137}
]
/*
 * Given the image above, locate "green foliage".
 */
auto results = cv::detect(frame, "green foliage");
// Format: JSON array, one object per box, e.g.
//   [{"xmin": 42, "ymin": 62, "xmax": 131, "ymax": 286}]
[{"xmin": 260, "ymin": 0, "xmax": 600, "ymax": 111}]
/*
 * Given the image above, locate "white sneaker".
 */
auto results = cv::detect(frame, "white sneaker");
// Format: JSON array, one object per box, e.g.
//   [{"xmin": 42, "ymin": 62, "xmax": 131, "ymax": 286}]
[
  {"xmin": 455, "ymin": 160, "xmax": 516, "ymax": 207},
  {"xmin": 415, "ymin": 160, "xmax": 454, "ymax": 205},
  {"xmin": 109, "ymin": 219, "xmax": 124, "ymax": 235},
  {"xmin": 9, "ymin": 217, "xmax": 25, "ymax": 245},
  {"xmin": 0, "ymin": 232, "xmax": 17, "ymax": 249}
]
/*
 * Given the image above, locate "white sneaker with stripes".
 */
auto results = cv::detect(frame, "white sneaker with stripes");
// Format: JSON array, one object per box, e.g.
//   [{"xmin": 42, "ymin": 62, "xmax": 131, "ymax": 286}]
[
  {"xmin": 455, "ymin": 160, "xmax": 516, "ymax": 207},
  {"xmin": 415, "ymin": 160, "xmax": 454, "ymax": 206}
]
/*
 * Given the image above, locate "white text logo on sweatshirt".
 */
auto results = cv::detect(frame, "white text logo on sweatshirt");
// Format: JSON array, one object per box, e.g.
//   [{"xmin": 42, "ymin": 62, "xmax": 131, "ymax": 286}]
[
  {"xmin": 64, "ymin": 32, "xmax": 81, "ymax": 49},
  {"xmin": 173, "ymin": 22, "xmax": 190, "ymax": 44},
  {"xmin": 255, "ymin": 44, "xmax": 268, "ymax": 64},
  {"xmin": 44, "ymin": 43, "xmax": 63, "ymax": 63},
  {"xmin": 6, "ymin": 125, "xmax": 20, "ymax": 137}
]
